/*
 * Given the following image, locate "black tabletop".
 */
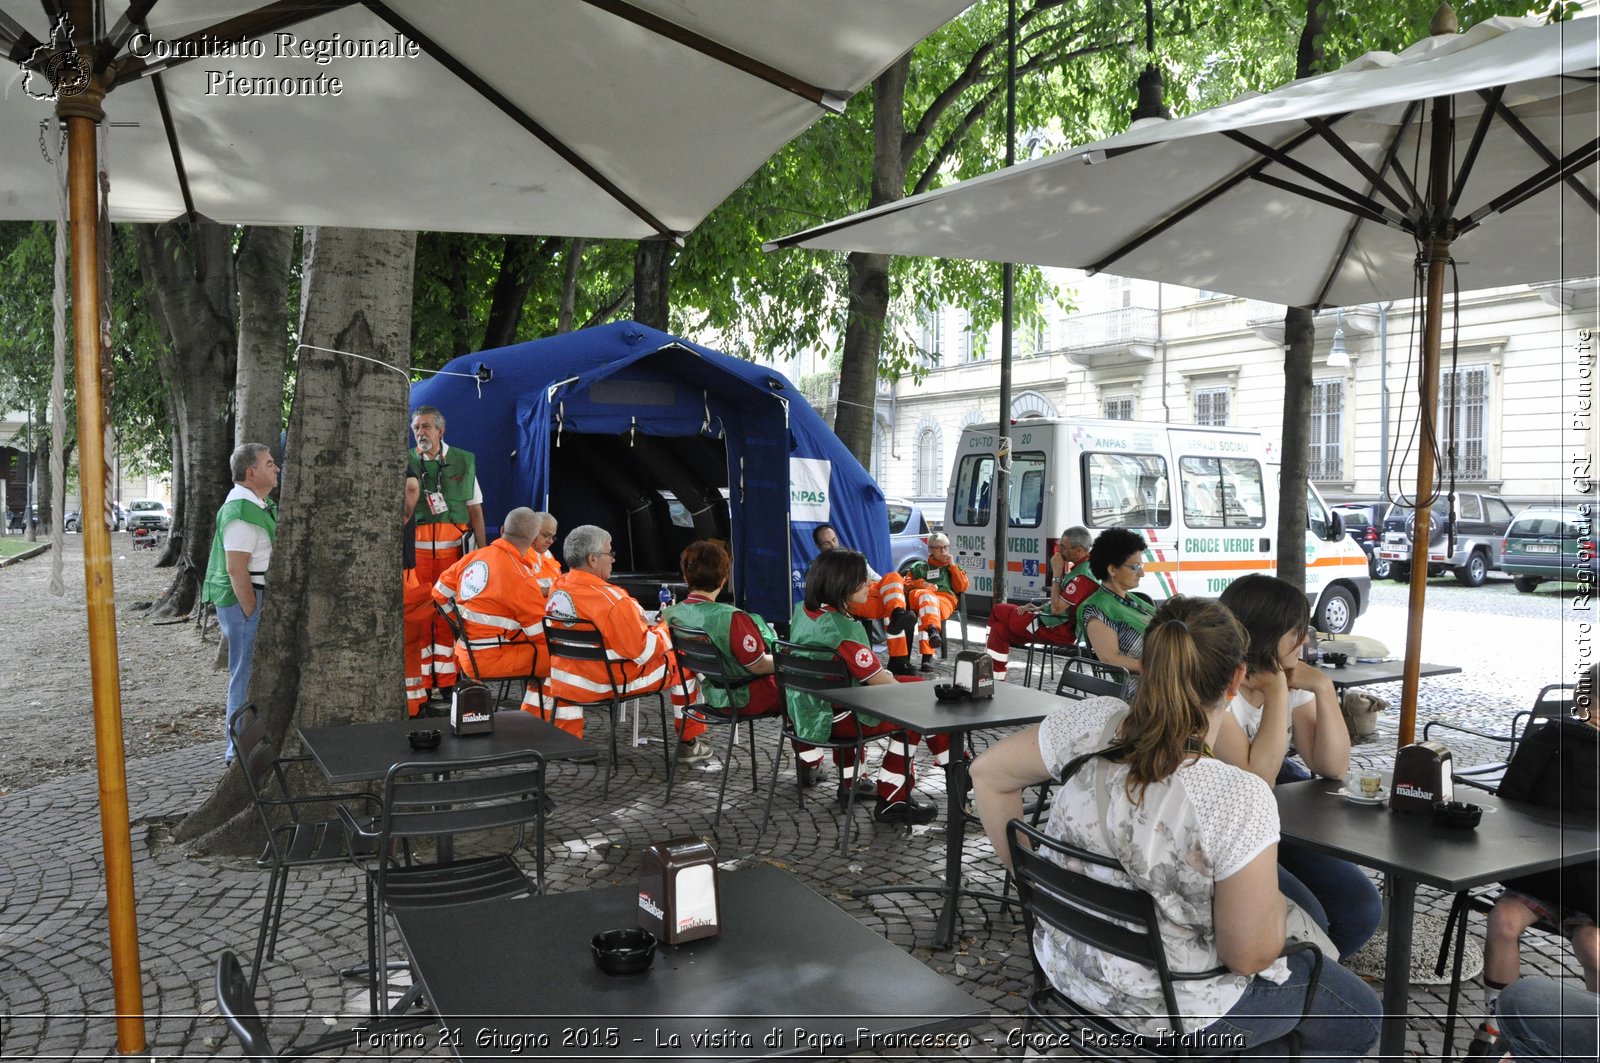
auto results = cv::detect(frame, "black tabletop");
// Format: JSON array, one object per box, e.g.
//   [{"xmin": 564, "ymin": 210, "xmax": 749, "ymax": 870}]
[
  {"xmin": 392, "ymin": 864, "xmax": 986, "ymax": 1060},
  {"xmin": 1316, "ymin": 660, "xmax": 1461, "ymax": 688},
  {"xmin": 297, "ymin": 710, "xmax": 595, "ymax": 784},
  {"xmin": 818, "ymin": 680, "xmax": 1066, "ymax": 736},
  {"xmin": 1275, "ymin": 778, "xmax": 1599, "ymax": 892}
]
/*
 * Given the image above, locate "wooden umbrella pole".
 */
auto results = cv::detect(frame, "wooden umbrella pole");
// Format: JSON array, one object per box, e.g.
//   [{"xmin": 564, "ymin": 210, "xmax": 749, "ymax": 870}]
[{"xmin": 60, "ymin": 61, "xmax": 148, "ymax": 1053}]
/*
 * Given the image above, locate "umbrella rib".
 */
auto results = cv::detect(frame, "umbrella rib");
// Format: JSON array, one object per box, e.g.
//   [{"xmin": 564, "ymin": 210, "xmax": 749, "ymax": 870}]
[
  {"xmin": 0, "ymin": 8, "xmax": 41, "ymax": 64},
  {"xmin": 1304, "ymin": 117, "xmax": 1413, "ymax": 217},
  {"xmin": 1478, "ymin": 88, "xmax": 1600, "ymax": 217},
  {"xmin": 150, "ymin": 72, "xmax": 199, "ymax": 224},
  {"xmin": 579, "ymin": 0, "xmax": 845, "ymax": 112},
  {"xmin": 112, "ymin": 0, "xmax": 356, "ymax": 86},
  {"xmin": 1090, "ymin": 126, "xmax": 1328, "ymax": 276},
  {"xmin": 94, "ymin": 0, "xmax": 159, "ymax": 74},
  {"xmin": 1458, "ymin": 137, "xmax": 1600, "ymax": 236},
  {"xmin": 364, "ymin": 0, "xmax": 679, "ymax": 240},
  {"xmin": 1445, "ymin": 86, "xmax": 1503, "ymax": 218},
  {"xmin": 1222, "ymin": 130, "xmax": 1406, "ymax": 227},
  {"xmin": 1249, "ymin": 171, "xmax": 1398, "ymax": 230}
]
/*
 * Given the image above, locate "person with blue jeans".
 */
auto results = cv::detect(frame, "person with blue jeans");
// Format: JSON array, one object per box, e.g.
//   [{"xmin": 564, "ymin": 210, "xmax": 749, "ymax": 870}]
[
  {"xmin": 1494, "ymin": 975, "xmax": 1598, "ymax": 1063},
  {"xmin": 973, "ymin": 596, "xmax": 1380, "ymax": 1060},
  {"xmin": 200, "ymin": 442, "xmax": 279, "ymax": 762},
  {"xmin": 1215, "ymin": 574, "xmax": 1382, "ymax": 958}
]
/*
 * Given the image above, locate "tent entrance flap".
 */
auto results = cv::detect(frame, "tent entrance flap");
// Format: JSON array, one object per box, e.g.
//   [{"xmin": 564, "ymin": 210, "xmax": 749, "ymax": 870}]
[{"xmin": 549, "ymin": 431, "xmax": 730, "ymax": 577}]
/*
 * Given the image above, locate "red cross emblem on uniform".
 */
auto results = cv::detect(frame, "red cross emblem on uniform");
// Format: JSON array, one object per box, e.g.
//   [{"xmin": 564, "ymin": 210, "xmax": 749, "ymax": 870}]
[
  {"xmin": 854, "ymin": 647, "xmax": 875, "ymax": 670},
  {"xmin": 742, "ymin": 634, "xmax": 759, "ymax": 654}
]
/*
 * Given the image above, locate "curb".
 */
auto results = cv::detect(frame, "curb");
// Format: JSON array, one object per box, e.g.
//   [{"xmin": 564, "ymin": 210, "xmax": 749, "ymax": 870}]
[{"xmin": 0, "ymin": 541, "xmax": 52, "ymax": 568}]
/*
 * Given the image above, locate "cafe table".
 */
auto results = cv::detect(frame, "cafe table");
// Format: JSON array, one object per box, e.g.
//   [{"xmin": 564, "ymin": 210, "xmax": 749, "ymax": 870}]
[
  {"xmin": 818, "ymin": 680, "xmax": 1066, "ymax": 949},
  {"xmin": 297, "ymin": 709, "xmax": 595, "ymax": 784},
  {"xmin": 1274, "ymin": 778, "xmax": 1600, "ymax": 1057},
  {"xmin": 390, "ymin": 864, "xmax": 987, "ymax": 1060},
  {"xmin": 1314, "ymin": 658, "xmax": 1461, "ymax": 694}
]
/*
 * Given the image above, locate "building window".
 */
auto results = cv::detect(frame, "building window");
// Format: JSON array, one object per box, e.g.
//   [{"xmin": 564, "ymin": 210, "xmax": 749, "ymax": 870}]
[
  {"xmin": 872, "ymin": 426, "xmax": 888, "ymax": 485},
  {"xmin": 919, "ymin": 310, "xmax": 943, "ymax": 367},
  {"xmin": 960, "ymin": 309, "xmax": 978, "ymax": 362},
  {"xmin": 915, "ymin": 427, "xmax": 942, "ymax": 497},
  {"xmin": 1104, "ymin": 396, "xmax": 1134, "ymax": 420},
  {"xmin": 1194, "ymin": 386, "xmax": 1229, "ymax": 426},
  {"xmin": 1309, "ymin": 378, "xmax": 1344, "ymax": 480},
  {"xmin": 1440, "ymin": 364, "xmax": 1489, "ymax": 479},
  {"xmin": 1108, "ymin": 275, "xmax": 1133, "ymax": 308}
]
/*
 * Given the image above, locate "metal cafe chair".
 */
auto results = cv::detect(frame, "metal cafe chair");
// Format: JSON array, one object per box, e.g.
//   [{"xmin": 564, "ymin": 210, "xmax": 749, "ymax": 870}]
[
  {"xmin": 433, "ymin": 599, "xmax": 543, "ymax": 712},
  {"xmin": 668, "ymin": 623, "xmax": 776, "ymax": 831},
  {"xmin": 1422, "ymin": 682, "xmax": 1575, "ymax": 792},
  {"xmin": 337, "ymin": 749, "xmax": 549, "ymax": 1015}
]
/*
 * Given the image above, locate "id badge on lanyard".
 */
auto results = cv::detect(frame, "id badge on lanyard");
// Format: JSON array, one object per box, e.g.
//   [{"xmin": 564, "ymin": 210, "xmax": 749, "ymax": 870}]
[{"xmin": 426, "ymin": 490, "xmax": 449, "ymax": 516}]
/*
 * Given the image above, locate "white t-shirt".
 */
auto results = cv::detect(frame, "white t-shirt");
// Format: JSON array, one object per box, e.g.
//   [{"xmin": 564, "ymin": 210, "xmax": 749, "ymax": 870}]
[
  {"xmin": 220, "ymin": 484, "xmax": 272, "ymax": 577},
  {"xmin": 1034, "ymin": 696, "xmax": 1286, "ymax": 1036},
  {"xmin": 1227, "ymin": 686, "xmax": 1315, "ymax": 743}
]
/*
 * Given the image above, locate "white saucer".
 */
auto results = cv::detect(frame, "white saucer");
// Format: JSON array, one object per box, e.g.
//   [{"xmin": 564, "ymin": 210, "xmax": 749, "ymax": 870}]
[{"xmin": 1337, "ymin": 786, "xmax": 1389, "ymax": 805}]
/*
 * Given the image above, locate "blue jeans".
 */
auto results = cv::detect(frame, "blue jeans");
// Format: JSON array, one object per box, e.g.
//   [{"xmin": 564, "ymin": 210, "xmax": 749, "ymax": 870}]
[
  {"xmin": 1198, "ymin": 948, "xmax": 1380, "ymax": 1063},
  {"xmin": 1495, "ymin": 975, "xmax": 1599, "ymax": 1063},
  {"xmin": 216, "ymin": 591, "xmax": 263, "ymax": 761},
  {"xmin": 1274, "ymin": 760, "xmax": 1382, "ymax": 957}
]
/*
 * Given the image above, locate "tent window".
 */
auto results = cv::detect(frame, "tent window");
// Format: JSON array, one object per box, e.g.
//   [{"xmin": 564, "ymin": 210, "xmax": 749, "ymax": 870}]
[{"xmin": 589, "ymin": 379, "xmax": 677, "ymax": 406}]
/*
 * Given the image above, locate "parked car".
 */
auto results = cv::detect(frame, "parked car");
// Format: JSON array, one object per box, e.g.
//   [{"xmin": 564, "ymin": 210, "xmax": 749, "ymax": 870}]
[
  {"xmin": 886, "ymin": 496, "xmax": 932, "ymax": 575},
  {"xmin": 64, "ymin": 503, "xmax": 126, "ymax": 532},
  {"xmin": 125, "ymin": 498, "xmax": 172, "ymax": 533},
  {"xmin": 1375, "ymin": 491, "xmax": 1516, "ymax": 586},
  {"xmin": 6, "ymin": 504, "xmax": 37, "ymax": 531},
  {"xmin": 1330, "ymin": 500, "xmax": 1389, "ymax": 578},
  {"xmin": 1499, "ymin": 503, "xmax": 1598, "ymax": 592}
]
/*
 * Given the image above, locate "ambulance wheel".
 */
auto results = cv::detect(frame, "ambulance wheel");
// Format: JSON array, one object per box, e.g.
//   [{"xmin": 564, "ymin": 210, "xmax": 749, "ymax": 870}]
[{"xmin": 1315, "ymin": 586, "xmax": 1356, "ymax": 636}]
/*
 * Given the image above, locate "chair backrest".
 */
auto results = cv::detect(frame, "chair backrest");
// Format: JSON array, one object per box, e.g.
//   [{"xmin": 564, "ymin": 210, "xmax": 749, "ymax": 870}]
[
  {"xmin": 215, "ymin": 951, "xmax": 276, "ymax": 1061},
  {"xmin": 1054, "ymin": 652, "xmax": 1130, "ymax": 702},
  {"xmin": 543, "ymin": 618, "xmax": 624, "ymax": 700},
  {"xmin": 670, "ymin": 623, "xmax": 760, "ymax": 690},
  {"xmin": 772, "ymin": 639, "xmax": 853, "ymax": 695},
  {"xmin": 229, "ymin": 704, "xmax": 302, "ymax": 843},
  {"xmin": 1006, "ymin": 817, "xmax": 1188, "ymax": 1038}
]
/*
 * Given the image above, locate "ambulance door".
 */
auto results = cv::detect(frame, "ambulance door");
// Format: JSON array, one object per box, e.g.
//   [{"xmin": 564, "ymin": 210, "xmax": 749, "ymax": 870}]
[
  {"xmin": 1079, "ymin": 446, "xmax": 1176, "ymax": 602},
  {"xmin": 1002, "ymin": 422, "xmax": 1052, "ymax": 604},
  {"xmin": 948, "ymin": 429, "xmax": 1000, "ymax": 611},
  {"xmin": 1174, "ymin": 451, "xmax": 1271, "ymax": 597}
]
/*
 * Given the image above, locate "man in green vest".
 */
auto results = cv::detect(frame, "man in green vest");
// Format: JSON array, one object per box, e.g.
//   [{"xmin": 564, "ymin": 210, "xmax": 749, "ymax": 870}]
[
  {"xmin": 200, "ymin": 442, "xmax": 279, "ymax": 763},
  {"xmin": 409, "ymin": 405, "xmax": 486, "ymax": 693}
]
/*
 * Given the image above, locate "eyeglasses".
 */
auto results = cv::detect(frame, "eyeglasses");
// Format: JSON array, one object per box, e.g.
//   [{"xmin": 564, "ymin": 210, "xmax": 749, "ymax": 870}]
[
  {"xmin": 1120, "ymin": 561, "xmax": 1145, "ymax": 571},
  {"xmin": 594, "ymin": 550, "xmax": 617, "ymax": 560}
]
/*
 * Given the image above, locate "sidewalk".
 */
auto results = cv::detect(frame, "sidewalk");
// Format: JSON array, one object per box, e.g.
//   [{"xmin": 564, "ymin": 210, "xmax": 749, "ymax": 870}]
[{"xmin": 0, "ymin": 668, "xmax": 1589, "ymax": 1060}]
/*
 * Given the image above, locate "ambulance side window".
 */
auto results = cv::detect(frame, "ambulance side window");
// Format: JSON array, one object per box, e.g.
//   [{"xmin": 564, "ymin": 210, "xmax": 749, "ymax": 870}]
[
  {"xmin": 1009, "ymin": 453, "xmax": 1046, "ymax": 528},
  {"xmin": 953, "ymin": 454, "xmax": 995, "ymax": 527},
  {"xmin": 1082, "ymin": 453, "xmax": 1169, "ymax": 529},
  {"xmin": 1180, "ymin": 456, "xmax": 1266, "ymax": 529}
]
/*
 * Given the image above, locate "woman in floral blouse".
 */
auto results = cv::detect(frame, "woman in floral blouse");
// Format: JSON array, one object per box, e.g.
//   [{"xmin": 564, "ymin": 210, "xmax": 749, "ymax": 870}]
[{"xmin": 971, "ymin": 596, "xmax": 1379, "ymax": 1058}]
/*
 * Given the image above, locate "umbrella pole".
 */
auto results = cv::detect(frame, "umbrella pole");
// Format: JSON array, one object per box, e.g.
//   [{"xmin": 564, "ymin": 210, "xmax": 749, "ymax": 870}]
[
  {"xmin": 60, "ymin": 76, "xmax": 148, "ymax": 1052},
  {"xmin": 1397, "ymin": 84, "xmax": 1456, "ymax": 747}
]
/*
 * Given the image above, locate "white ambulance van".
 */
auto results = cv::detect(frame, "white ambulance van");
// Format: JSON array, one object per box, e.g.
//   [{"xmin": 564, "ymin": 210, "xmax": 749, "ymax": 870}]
[{"xmin": 944, "ymin": 418, "xmax": 1371, "ymax": 633}]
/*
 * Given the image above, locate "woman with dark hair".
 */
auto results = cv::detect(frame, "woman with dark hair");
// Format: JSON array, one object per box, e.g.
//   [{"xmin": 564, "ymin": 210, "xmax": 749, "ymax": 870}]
[
  {"xmin": 1079, "ymin": 527, "xmax": 1157, "ymax": 695},
  {"xmin": 1215, "ymin": 573, "xmax": 1380, "ymax": 958},
  {"xmin": 663, "ymin": 541, "xmax": 779, "ymax": 706},
  {"xmin": 971, "ymin": 597, "xmax": 1379, "ymax": 1058},
  {"xmin": 787, "ymin": 549, "xmax": 950, "ymax": 824}
]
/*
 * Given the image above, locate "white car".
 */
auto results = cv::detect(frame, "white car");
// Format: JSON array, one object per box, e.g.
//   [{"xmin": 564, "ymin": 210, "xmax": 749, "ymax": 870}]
[{"xmin": 125, "ymin": 499, "xmax": 172, "ymax": 533}]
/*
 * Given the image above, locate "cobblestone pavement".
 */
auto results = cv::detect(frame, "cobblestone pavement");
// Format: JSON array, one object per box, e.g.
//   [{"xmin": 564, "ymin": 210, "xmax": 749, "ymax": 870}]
[{"xmin": 2, "ymin": 603, "xmax": 1591, "ymax": 1061}]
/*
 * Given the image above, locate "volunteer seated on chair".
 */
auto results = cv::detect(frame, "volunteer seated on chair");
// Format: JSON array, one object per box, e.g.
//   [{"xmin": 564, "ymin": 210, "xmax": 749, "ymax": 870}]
[
  {"xmin": 432, "ymin": 506, "xmax": 549, "ymax": 716},
  {"xmin": 901, "ymin": 532, "xmax": 969, "ymax": 671},
  {"xmin": 971, "ymin": 596, "xmax": 1380, "ymax": 1058},
  {"xmin": 787, "ymin": 549, "xmax": 951, "ymax": 825},
  {"xmin": 812, "ymin": 523, "xmax": 917, "ymax": 675},
  {"xmin": 526, "ymin": 510, "xmax": 562, "ymax": 591},
  {"xmin": 544, "ymin": 524, "xmax": 707, "ymax": 762},
  {"xmin": 1079, "ymin": 527, "xmax": 1156, "ymax": 697},
  {"xmin": 985, "ymin": 525, "xmax": 1095, "ymax": 681},
  {"xmin": 1214, "ymin": 573, "xmax": 1380, "ymax": 959}
]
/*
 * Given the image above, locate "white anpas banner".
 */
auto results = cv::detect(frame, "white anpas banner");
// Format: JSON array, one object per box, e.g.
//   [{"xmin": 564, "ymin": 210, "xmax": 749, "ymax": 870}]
[{"xmin": 790, "ymin": 457, "xmax": 832, "ymax": 522}]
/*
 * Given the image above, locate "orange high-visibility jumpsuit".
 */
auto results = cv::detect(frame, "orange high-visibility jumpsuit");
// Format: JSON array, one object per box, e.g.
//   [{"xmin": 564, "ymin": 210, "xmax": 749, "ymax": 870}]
[{"xmin": 433, "ymin": 537, "xmax": 550, "ymax": 716}]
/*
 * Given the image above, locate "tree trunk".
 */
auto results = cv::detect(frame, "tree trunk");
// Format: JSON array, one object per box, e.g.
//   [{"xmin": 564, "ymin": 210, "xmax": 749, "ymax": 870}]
[
  {"xmin": 633, "ymin": 240, "xmax": 672, "ymax": 330},
  {"xmin": 135, "ymin": 222, "xmax": 238, "ymax": 613},
  {"xmin": 234, "ymin": 226, "xmax": 294, "ymax": 452},
  {"xmin": 34, "ymin": 423, "xmax": 52, "ymax": 532},
  {"xmin": 1278, "ymin": 306, "xmax": 1314, "ymax": 590},
  {"xmin": 834, "ymin": 57, "xmax": 910, "ymax": 467},
  {"xmin": 557, "ymin": 238, "xmax": 586, "ymax": 333},
  {"xmin": 176, "ymin": 226, "xmax": 417, "ymax": 851},
  {"xmin": 481, "ymin": 236, "xmax": 558, "ymax": 350},
  {"xmin": 1276, "ymin": 0, "xmax": 1328, "ymax": 593}
]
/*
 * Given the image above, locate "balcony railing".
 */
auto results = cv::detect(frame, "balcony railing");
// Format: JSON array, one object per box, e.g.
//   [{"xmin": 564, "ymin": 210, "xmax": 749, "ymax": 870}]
[{"xmin": 1058, "ymin": 307, "xmax": 1161, "ymax": 351}]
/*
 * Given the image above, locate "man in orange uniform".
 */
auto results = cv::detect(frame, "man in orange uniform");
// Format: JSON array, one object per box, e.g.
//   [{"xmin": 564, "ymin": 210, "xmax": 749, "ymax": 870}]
[
  {"xmin": 402, "ymin": 467, "xmax": 436, "ymax": 716},
  {"xmin": 409, "ymin": 405, "xmax": 487, "ymax": 695},
  {"xmin": 527, "ymin": 511, "xmax": 562, "ymax": 593},
  {"xmin": 902, "ymin": 532, "xmax": 969, "ymax": 671},
  {"xmin": 432, "ymin": 507, "xmax": 549, "ymax": 715},
  {"xmin": 811, "ymin": 523, "xmax": 918, "ymax": 675},
  {"xmin": 542, "ymin": 524, "xmax": 709, "ymax": 762}
]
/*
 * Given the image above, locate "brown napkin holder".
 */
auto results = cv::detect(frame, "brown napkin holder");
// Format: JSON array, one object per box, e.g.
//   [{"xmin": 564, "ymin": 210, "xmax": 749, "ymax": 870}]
[
  {"xmin": 953, "ymin": 651, "xmax": 995, "ymax": 698},
  {"xmin": 638, "ymin": 836, "xmax": 721, "ymax": 945},
  {"xmin": 1390, "ymin": 741, "xmax": 1454, "ymax": 812},
  {"xmin": 450, "ymin": 681, "xmax": 496, "ymax": 735}
]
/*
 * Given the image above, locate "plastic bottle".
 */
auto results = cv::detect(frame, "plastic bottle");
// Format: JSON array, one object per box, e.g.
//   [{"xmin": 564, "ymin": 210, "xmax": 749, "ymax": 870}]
[{"xmin": 658, "ymin": 585, "xmax": 674, "ymax": 612}]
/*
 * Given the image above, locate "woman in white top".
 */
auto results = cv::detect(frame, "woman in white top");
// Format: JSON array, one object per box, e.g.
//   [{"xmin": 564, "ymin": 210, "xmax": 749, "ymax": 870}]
[
  {"xmin": 1215, "ymin": 574, "xmax": 1382, "ymax": 958},
  {"xmin": 972, "ymin": 597, "xmax": 1379, "ymax": 1057}
]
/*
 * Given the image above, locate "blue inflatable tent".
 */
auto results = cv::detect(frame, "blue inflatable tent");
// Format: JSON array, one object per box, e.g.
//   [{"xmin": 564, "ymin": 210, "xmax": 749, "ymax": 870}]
[{"xmin": 409, "ymin": 321, "xmax": 888, "ymax": 623}]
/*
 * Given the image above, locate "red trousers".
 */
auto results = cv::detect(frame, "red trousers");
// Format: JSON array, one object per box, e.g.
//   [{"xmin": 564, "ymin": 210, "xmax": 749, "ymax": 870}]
[
  {"xmin": 986, "ymin": 602, "xmax": 1075, "ymax": 679},
  {"xmin": 796, "ymin": 676, "xmax": 951, "ymax": 801}
]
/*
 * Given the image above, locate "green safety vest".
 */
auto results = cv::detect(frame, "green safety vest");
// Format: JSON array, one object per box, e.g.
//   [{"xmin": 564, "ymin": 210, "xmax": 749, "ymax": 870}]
[
  {"xmin": 785, "ymin": 605, "xmax": 882, "ymax": 742},
  {"xmin": 1038, "ymin": 558, "xmax": 1093, "ymax": 629},
  {"xmin": 409, "ymin": 445, "xmax": 477, "ymax": 525},
  {"xmin": 905, "ymin": 559, "xmax": 958, "ymax": 594},
  {"xmin": 200, "ymin": 496, "xmax": 278, "ymax": 607},
  {"xmin": 662, "ymin": 599, "xmax": 775, "ymax": 710}
]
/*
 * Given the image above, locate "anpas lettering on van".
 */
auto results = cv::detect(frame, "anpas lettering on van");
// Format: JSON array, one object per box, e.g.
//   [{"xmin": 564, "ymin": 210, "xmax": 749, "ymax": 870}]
[{"xmin": 791, "ymin": 489, "xmax": 827, "ymax": 504}]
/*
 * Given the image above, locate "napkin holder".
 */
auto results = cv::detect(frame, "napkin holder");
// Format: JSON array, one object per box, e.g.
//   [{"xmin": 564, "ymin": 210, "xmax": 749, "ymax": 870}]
[
  {"xmin": 1390, "ymin": 741, "xmax": 1453, "ymax": 812},
  {"xmin": 952, "ymin": 651, "xmax": 995, "ymax": 699},
  {"xmin": 638, "ymin": 837, "xmax": 720, "ymax": 945},
  {"xmin": 450, "ymin": 680, "xmax": 495, "ymax": 736}
]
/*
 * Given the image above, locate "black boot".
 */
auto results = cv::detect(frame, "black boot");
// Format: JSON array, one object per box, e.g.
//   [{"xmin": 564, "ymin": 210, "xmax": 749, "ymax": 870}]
[
  {"xmin": 887, "ymin": 655, "xmax": 914, "ymax": 677},
  {"xmin": 889, "ymin": 607, "xmax": 918, "ymax": 638},
  {"xmin": 874, "ymin": 791, "xmax": 937, "ymax": 824}
]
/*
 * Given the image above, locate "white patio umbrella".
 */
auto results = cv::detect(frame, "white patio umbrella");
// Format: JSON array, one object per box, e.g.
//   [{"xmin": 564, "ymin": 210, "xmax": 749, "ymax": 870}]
[
  {"xmin": 0, "ymin": 1, "xmax": 974, "ymax": 1052},
  {"xmin": 770, "ymin": 10, "xmax": 1600, "ymax": 750}
]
